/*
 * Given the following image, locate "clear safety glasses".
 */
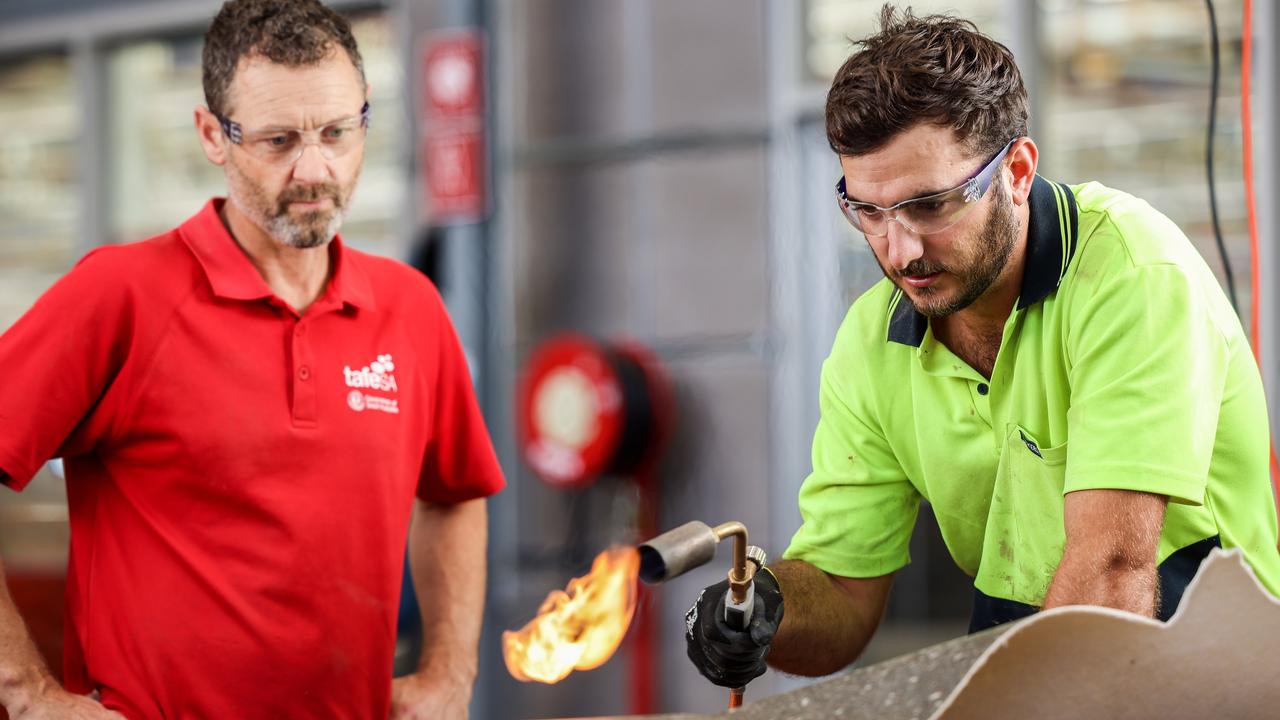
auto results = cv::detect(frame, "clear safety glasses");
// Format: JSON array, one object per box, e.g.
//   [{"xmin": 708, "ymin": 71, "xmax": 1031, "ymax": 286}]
[
  {"xmin": 835, "ymin": 138, "xmax": 1017, "ymax": 237},
  {"xmin": 216, "ymin": 102, "xmax": 371, "ymax": 166}
]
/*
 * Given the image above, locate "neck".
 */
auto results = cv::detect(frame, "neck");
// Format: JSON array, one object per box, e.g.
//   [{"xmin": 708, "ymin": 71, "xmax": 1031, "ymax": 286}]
[{"xmin": 219, "ymin": 200, "xmax": 332, "ymax": 314}]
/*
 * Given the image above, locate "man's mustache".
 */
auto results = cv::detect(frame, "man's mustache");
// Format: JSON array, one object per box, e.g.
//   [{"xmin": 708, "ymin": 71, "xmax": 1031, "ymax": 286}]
[
  {"xmin": 275, "ymin": 185, "xmax": 342, "ymax": 214},
  {"xmin": 895, "ymin": 259, "xmax": 947, "ymax": 278}
]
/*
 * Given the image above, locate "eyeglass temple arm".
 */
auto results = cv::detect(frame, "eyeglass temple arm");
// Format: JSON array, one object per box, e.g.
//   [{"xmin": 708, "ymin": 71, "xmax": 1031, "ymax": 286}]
[{"xmin": 214, "ymin": 112, "xmax": 243, "ymax": 144}]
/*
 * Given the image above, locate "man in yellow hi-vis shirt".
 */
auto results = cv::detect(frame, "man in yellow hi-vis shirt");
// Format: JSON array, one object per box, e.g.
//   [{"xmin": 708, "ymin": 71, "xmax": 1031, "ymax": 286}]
[{"xmin": 684, "ymin": 5, "xmax": 1280, "ymax": 688}]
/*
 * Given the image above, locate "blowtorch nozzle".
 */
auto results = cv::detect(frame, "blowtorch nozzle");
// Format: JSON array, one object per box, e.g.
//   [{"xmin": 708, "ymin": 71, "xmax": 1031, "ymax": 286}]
[
  {"xmin": 638, "ymin": 520, "xmax": 762, "ymax": 609},
  {"xmin": 638, "ymin": 521, "xmax": 720, "ymax": 584}
]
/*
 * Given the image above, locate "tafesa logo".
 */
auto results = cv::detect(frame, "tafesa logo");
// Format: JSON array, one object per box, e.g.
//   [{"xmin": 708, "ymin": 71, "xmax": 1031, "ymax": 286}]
[
  {"xmin": 343, "ymin": 354, "xmax": 399, "ymax": 393},
  {"xmin": 344, "ymin": 354, "xmax": 400, "ymax": 414}
]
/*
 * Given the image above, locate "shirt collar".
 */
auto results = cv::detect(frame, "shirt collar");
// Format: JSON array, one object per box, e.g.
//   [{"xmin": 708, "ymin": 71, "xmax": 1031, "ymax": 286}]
[
  {"xmin": 886, "ymin": 174, "xmax": 1078, "ymax": 347},
  {"xmin": 1017, "ymin": 174, "xmax": 1080, "ymax": 311},
  {"xmin": 178, "ymin": 198, "xmax": 376, "ymax": 312}
]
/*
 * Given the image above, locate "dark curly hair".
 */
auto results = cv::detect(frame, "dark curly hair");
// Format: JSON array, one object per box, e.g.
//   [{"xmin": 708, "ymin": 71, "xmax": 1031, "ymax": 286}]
[
  {"xmin": 202, "ymin": 0, "xmax": 366, "ymax": 116},
  {"xmin": 825, "ymin": 4, "xmax": 1028, "ymax": 158}
]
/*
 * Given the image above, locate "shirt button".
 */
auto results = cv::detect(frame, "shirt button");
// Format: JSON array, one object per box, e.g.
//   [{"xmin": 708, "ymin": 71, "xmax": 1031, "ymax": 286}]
[
  {"xmin": 298, "ymin": 366, "xmax": 311, "ymax": 381},
  {"xmin": 977, "ymin": 383, "xmax": 989, "ymax": 395},
  {"xmin": 296, "ymin": 325, "xmax": 307, "ymax": 337}
]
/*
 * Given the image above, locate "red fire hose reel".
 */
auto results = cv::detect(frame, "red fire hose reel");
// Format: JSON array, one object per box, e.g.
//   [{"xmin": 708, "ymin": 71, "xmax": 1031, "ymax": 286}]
[{"xmin": 518, "ymin": 334, "xmax": 672, "ymax": 490}]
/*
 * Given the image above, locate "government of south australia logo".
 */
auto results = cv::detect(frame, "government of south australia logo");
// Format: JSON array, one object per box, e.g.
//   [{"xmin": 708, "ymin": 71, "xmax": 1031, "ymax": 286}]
[
  {"xmin": 344, "ymin": 353, "xmax": 399, "ymax": 414},
  {"xmin": 347, "ymin": 390, "xmax": 367, "ymax": 412}
]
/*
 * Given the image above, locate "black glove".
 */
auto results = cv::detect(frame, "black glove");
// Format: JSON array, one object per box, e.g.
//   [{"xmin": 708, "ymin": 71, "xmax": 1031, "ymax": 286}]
[{"xmin": 684, "ymin": 567, "xmax": 784, "ymax": 688}]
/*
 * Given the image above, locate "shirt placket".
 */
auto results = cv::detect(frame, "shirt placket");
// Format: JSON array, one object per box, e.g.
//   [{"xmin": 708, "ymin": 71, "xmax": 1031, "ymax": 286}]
[
  {"xmin": 971, "ymin": 377, "xmax": 992, "ymax": 431},
  {"xmin": 292, "ymin": 319, "xmax": 317, "ymax": 426},
  {"xmin": 986, "ymin": 309, "xmax": 1026, "ymax": 453},
  {"xmin": 917, "ymin": 332, "xmax": 991, "ymax": 430}
]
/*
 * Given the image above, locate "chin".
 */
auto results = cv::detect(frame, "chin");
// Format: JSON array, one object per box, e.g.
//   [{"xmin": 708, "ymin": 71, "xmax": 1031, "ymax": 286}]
[
  {"xmin": 269, "ymin": 210, "xmax": 345, "ymax": 250},
  {"xmin": 903, "ymin": 285, "xmax": 962, "ymax": 318},
  {"xmin": 280, "ymin": 235, "xmax": 333, "ymax": 250},
  {"xmin": 911, "ymin": 298, "xmax": 952, "ymax": 318},
  {"xmin": 900, "ymin": 281, "xmax": 938, "ymax": 303}
]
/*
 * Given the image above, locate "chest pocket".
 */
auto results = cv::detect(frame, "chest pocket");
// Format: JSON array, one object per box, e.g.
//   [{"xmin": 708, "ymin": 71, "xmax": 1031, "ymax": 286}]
[{"xmin": 974, "ymin": 424, "xmax": 1068, "ymax": 606}]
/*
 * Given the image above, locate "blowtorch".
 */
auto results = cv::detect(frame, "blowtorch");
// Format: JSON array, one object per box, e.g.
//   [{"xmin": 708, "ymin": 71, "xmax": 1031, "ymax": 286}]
[{"xmin": 638, "ymin": 520, "xmax": 767, "ymax": 709}]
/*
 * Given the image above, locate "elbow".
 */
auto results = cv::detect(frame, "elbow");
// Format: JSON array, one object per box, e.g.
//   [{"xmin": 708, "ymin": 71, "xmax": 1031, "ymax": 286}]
[
  {"xmin": 1099, "ymin": 544, "xmax": 1156, "ymax": 575},
  {"xmin": 1090, "ymin": 547, "xmax": 1159, "ymax": 598},
  {"xmin": 1099, "ymin": 550, "xmax": 1158, "ymax": 589}
]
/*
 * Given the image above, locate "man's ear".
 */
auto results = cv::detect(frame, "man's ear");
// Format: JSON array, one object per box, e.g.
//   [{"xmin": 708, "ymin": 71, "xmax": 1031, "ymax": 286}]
[
  {"xmin": 1007, "ymin": 137, "xmax": 1038, "ymax": 206},
  {"xmin": 194, "ymin": 106, "xmax": 228, "ymax": 166}
]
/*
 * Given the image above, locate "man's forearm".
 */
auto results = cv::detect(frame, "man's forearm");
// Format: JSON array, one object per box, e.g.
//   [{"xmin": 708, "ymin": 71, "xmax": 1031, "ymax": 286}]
[
  {"xmin": 407, "ymin": 498, "xmax": 488, "ymax": 685},
  {"xmin": 765, "ymin": 559, "xmax": 891, "ymax": 677},
  {"xmin": 1043, "ymin": 489, "xmax": 1166, "ymax": 617},
  {"xmin": 1042, "ymin": 548, "xmax": 1159, "ymax": 616},
  {"xmin": 0, "ymin": 556, "xmax": 57, "ymax": 712}
]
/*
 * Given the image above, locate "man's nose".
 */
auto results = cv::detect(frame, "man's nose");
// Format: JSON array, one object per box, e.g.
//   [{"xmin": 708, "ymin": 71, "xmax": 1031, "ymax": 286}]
[
  {"xmin": 884, "ymin": 218, "xmax": 924, "ymax": 271},
  {"xmin": 291, "ymin": 143, "xmax": 332, "ymax": 184}
]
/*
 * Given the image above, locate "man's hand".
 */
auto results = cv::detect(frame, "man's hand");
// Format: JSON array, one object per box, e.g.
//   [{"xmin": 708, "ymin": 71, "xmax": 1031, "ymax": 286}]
[
  {"xmin": 8, "ymin": 685, "xmax": 125, "ymax": 720},
  {"xmin": 684, "ymin": 569, "xmax": 784, "ymax": 688},
  {"xmin": 388, "ymin": 671, "xmax": 470, "ymax": 720}
]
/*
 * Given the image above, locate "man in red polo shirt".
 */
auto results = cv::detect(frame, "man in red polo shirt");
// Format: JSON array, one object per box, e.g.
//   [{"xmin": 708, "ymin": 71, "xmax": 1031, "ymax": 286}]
[{"xmin": 0, "ymin": 2, "xmax": 504, "ymax": 718}]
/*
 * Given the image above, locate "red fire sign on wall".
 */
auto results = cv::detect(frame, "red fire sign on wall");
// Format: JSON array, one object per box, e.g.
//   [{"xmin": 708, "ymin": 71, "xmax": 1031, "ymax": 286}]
[
  {"xmin": 424, "ymin": 131, "xmax": 484, "ymax": 218},
  {"xmin": 420, "ymin": 30, "xmax": 486, "ymax": 223}
]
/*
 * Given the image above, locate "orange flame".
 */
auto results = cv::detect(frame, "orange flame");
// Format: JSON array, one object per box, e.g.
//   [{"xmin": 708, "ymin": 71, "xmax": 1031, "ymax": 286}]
[{"xmin": 503, "ymin": 545, "xmax": 640, "ymax": 684}]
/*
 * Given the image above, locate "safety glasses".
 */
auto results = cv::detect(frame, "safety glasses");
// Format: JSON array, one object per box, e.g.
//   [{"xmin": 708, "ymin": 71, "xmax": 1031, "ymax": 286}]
[
  {"xmin": 835, "ymin": 138, "xmax": 1017, "ymax": 236},
  {"xmin": 215, "ymin": 102, "xmax": 371, "ymax": 166}
]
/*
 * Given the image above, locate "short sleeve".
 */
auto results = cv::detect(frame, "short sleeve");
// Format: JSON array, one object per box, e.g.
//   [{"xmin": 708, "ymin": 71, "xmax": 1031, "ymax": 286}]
[
  {"xmin": 1064, "ymin": 263, "xmax": 1229, "ymax": 505},
  {"xmin": 416, "ymin": 284, "xmax": 506, "ymax": 504},
  {"xmin": 0, "ymin": 247, "xmax": 132, "ymax": 489},
  {"xmin": 783, "ymin": 340, "xmax": 920, "ymax": 578}
]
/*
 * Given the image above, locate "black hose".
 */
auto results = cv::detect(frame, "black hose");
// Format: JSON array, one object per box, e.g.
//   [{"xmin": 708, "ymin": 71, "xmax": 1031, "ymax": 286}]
[{"xmin": 1205, "ymin": 0, "xmax": 1239, "ymax": 311}]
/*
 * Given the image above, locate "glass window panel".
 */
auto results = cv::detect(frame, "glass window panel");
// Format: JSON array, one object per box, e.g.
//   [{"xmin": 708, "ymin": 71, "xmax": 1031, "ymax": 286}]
[
  {"xmin": 106, "ymin": 11, "xmax": 407, "ymax": 258},
  {"xmin": 0, "ymin": 55, "xmax": 76, "ymax": 652},
  {"xmin": 0, "ymin": 54, "xmax": 78, "ymax": 333},
  {"xmin": 106, "ymin": 35, "xmax": 221, "ymax": 243},
  {"xmin": 802, "ymin": 0, "xmax": 1007, "ymax": 84},
  {"xmin": 1040, "ymin": 0, "xmax": 1249, "ymax": 327},
  {"xmin": 341, "ymin": 12, "xmax": 408, "ymax": 259}
]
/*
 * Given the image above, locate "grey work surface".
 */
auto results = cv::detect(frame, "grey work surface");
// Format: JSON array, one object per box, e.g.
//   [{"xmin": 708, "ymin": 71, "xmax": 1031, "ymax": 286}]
[{"xmin": 548, "ymin": 624, "xmax": 1010, "ymax": 720}]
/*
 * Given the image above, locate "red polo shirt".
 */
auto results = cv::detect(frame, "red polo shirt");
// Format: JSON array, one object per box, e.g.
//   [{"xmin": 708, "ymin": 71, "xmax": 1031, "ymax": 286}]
[{"xmin": 0, "ymin": 200, "xmax": 505, "ymax": 719}]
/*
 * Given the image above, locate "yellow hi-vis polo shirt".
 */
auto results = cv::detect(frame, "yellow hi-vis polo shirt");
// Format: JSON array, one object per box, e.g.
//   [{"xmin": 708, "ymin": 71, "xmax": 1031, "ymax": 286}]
[{"xmin": 783, "ymin": 175, "xmax": 1280, "ymax": 607}]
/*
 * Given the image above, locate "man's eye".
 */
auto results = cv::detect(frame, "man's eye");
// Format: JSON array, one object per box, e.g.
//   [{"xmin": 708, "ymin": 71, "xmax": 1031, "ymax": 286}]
[
  {"xmin": 856, "ymin": 206, "xmax": 883, "ymax": 218},
  {"xmin": 913, "ymin": 201, "xmax": 948, "ymax": 215},
  {"xmin": 266, "ymin": 135, "xmax": 291, "ymax": 147}
]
